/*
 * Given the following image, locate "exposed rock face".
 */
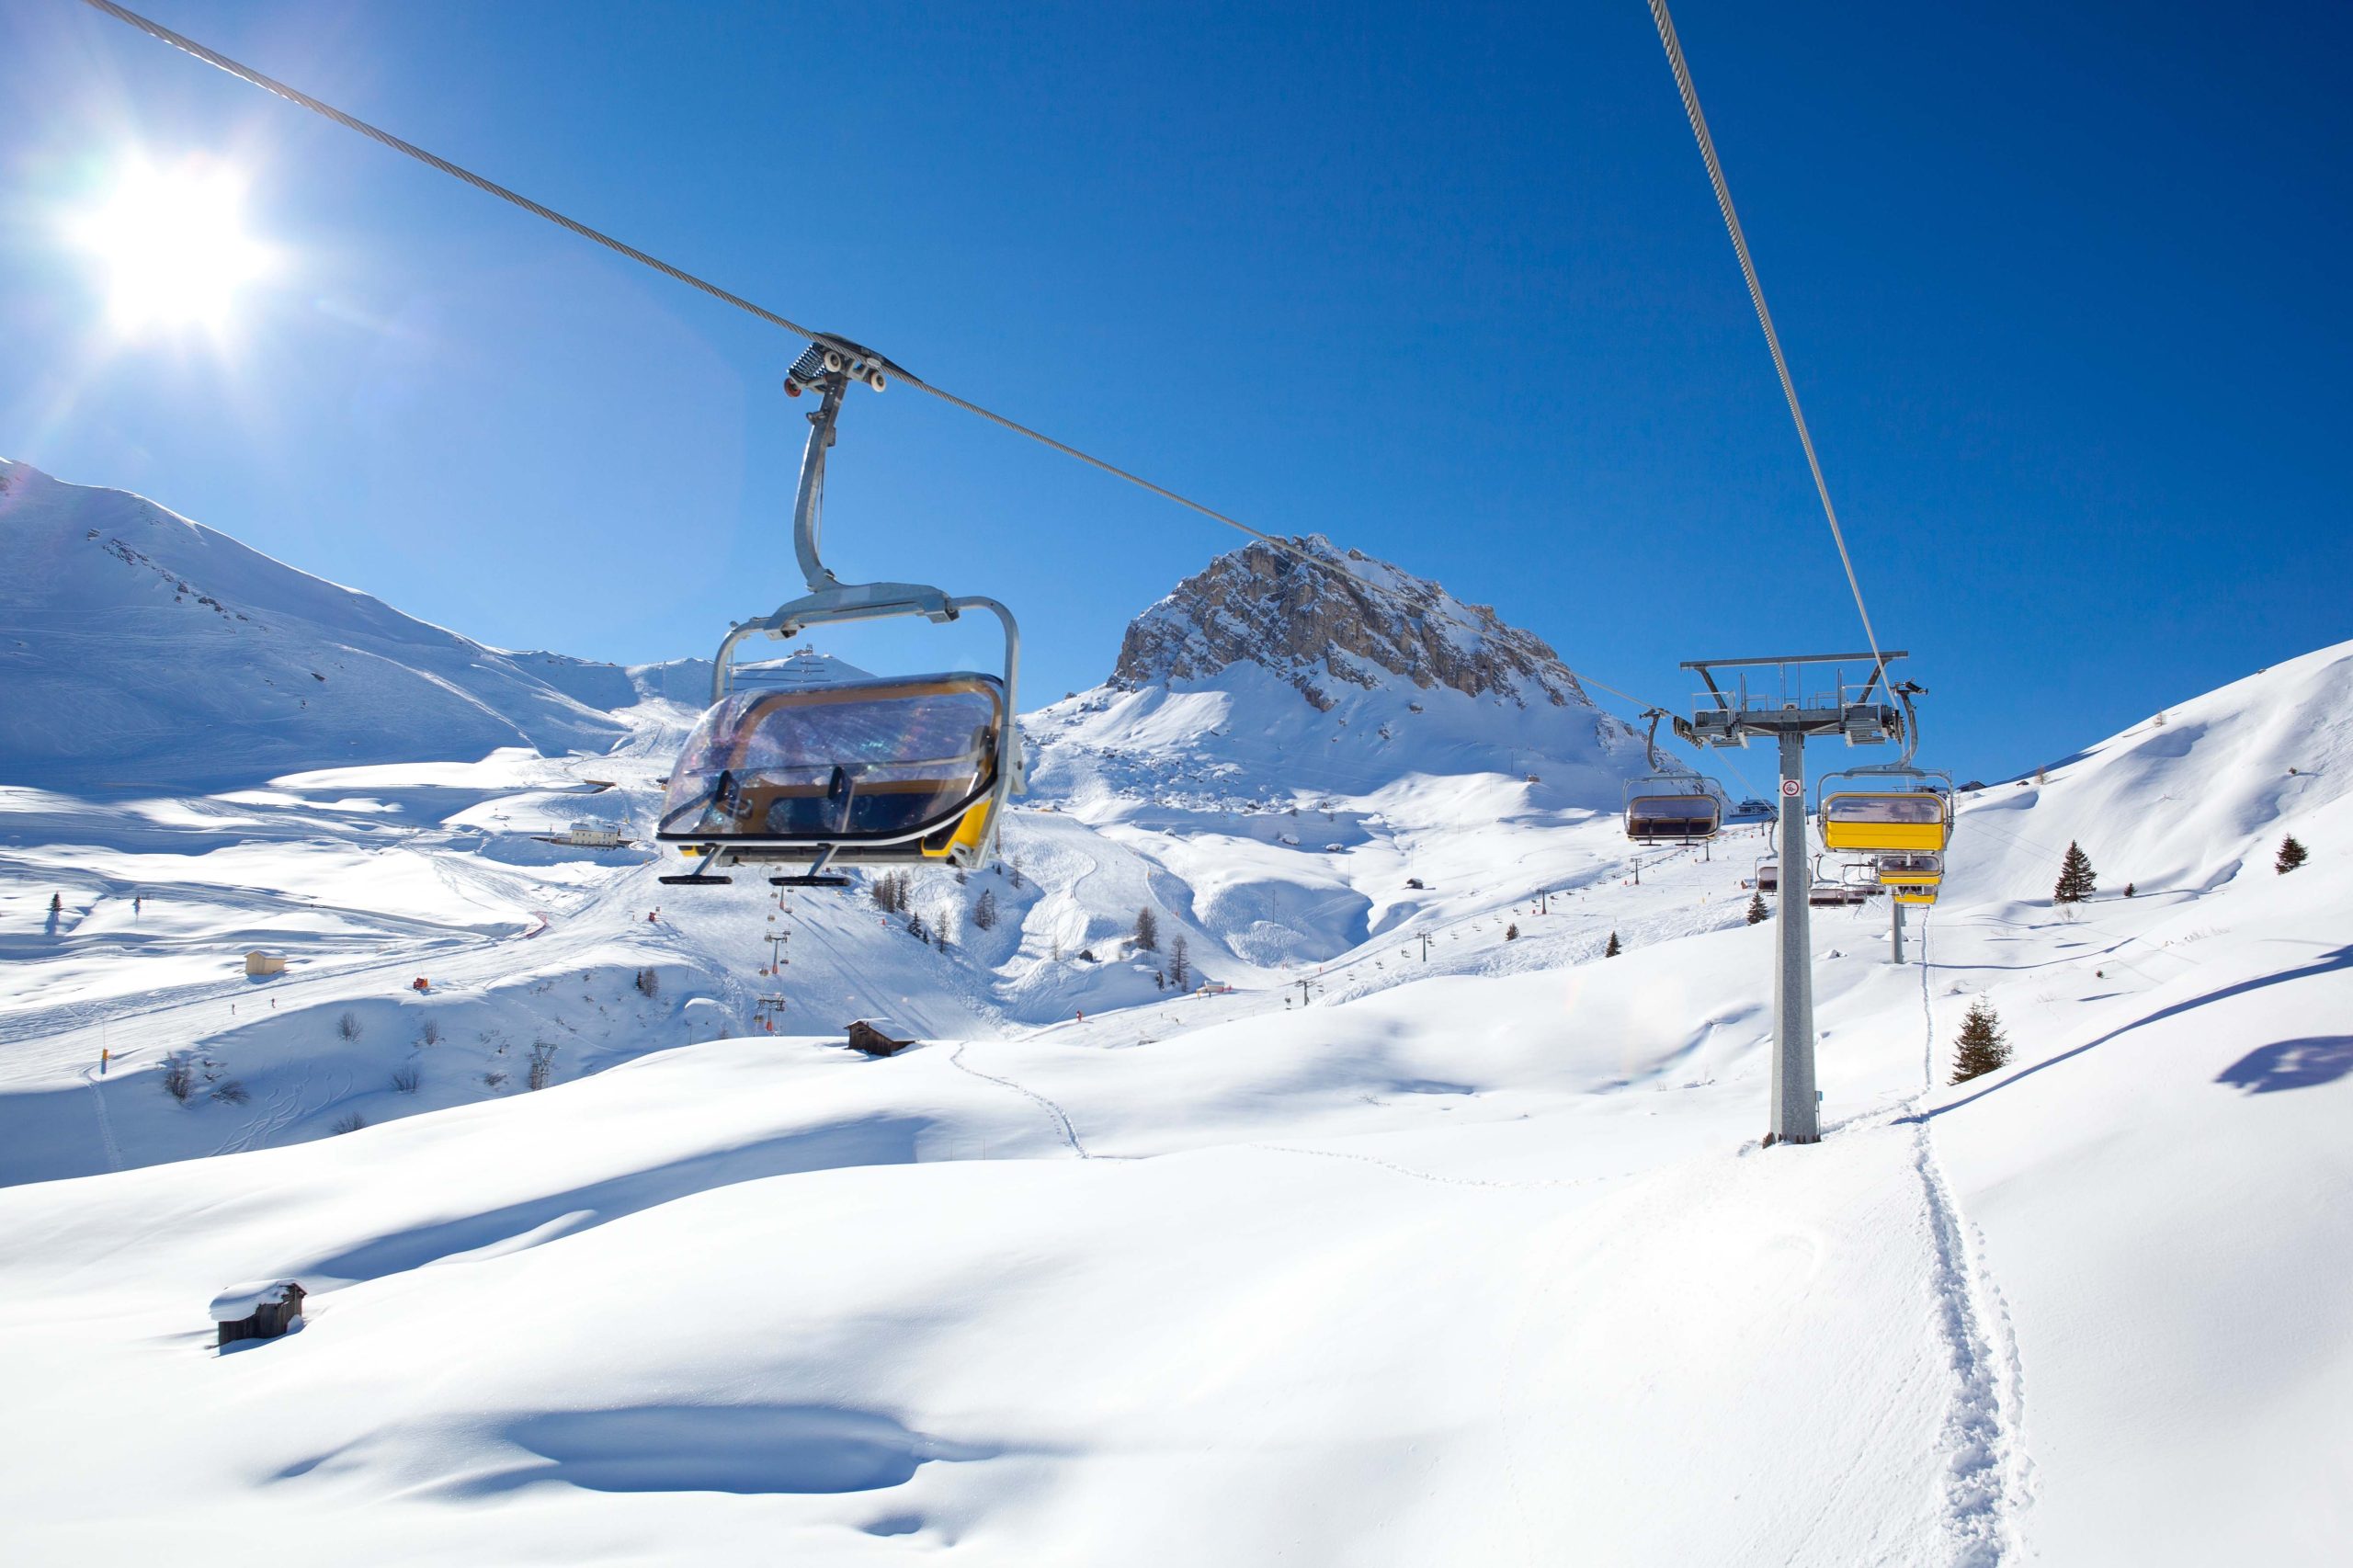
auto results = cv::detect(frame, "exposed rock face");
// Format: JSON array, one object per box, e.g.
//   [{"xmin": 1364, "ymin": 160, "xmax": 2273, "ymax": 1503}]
[{"xmin": 1109, "ymin": 535, "xmax": 1590, "ymax": 712}]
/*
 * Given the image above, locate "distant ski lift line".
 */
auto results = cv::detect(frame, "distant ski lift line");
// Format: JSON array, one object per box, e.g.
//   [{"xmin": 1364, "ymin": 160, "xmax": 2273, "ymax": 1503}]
[{"xmin": 75, "ymin": 0, "xmax": 1709, "ymax": 739}]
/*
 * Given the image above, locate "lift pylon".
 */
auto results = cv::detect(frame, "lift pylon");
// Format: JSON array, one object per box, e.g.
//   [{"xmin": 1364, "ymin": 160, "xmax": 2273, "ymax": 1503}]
[{"xmin": 1679, "ymin": 651, "xmax": 1909, "ymax": 1146}]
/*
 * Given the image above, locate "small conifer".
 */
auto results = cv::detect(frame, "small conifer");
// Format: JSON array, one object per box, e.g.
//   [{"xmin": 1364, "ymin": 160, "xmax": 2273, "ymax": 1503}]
[
  {"xmin": 1604, "ymin": 931, "xmax": 1621, "ymax": 958},
  {"xmin": 1746, "ymin": 891, "xmax": 1768, "ymax": 925},
  {"xmin": 1950, "ymin": 998, "xmax": 2011, "ymax": 1085},
  {"xmin": 2277, "ymin": 835, "xmax": 2309, "ymax": 874},
  {"xmin": 2123, "ymin": 881, "xmax": 2136, "ymax": 898},
  {"xmin": 1134, "ymin": 906, "xmax": 1160, "ymax": 951},
  {"xmin": 1505, "ymin": 923, "xmax": 1519, "ymax": 940},
  {"xmin": 2053, "ymin": 841, "xmax": 2097, "ymax": 903}
]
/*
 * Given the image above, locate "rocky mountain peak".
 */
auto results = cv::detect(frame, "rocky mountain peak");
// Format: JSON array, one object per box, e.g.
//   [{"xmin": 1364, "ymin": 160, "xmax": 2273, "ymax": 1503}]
[{"xmin": 1108, "ymin": 535, "xmax": 1589, "ymax": 712}]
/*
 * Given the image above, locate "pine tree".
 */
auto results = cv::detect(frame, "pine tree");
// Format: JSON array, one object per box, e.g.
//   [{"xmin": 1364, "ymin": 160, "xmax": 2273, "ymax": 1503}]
[
  {"xmin": 2277, "ymin": 835, "xmax": 2309, "ymax": 874},
  {"xmin": 1169, "ymin": 934, "xmax": 1191, "ymax": 990},
  {"xmin": 1746, "ymin": 891, "xmax": 1768, "ymax": 925},
  {"xmin": 1505, "ymin": 923, "xmax": 1519, "ymax": 940},
  {"xmin": 972, "ymin": 887, "xmax": 999, "ymax": 932},
  {"xmin": 1950, "ymin": 998, "xmax": 2011, "ymax": 1085},
  {"xmin": 2053, "ymin": 841, "xmax": 2097, "ymax": 903},
  {"xmin": 1604, "ymin": 931, "xmax": 1621, "ymax": 958},
  {"xmin": 1154, "ymin": 970, "xmax": 1165, "ymax": 991},
  {"xmin": 1133, "ymin": 906, "xmax": 1160, "ymax": 952}
]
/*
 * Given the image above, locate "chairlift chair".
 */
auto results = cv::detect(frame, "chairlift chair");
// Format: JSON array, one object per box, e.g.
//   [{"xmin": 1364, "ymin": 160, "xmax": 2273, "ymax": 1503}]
[
  {"xmin": 1756, "ymin": 859, "xmax": 1779, "ymax": 894},
  {"xmin": 658, "ymin": 339, "xmax": 1022, "ymax": 887},
  {"xmin": 1624, "ymin": 710, "xmax": 1724, "ymax": 845},
  {"xmin": 1819, "ymin": 781, "xmax": 1952, "ymax": 854},
  {"xmin": 1891, "ymin": 885, "xmax": 1937, "ymax": 907},
  {"xmin": 1875, "ymin": 851, "xmax": 1943, "ymax": 887},
  {"xmin": 1814, "ymin": 682, "xmax": 1953, "ymax": 855}
]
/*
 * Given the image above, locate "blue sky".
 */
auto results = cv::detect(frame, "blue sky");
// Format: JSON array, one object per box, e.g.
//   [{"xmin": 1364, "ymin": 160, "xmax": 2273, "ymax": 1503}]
[{"xmin": 4, "ymin": 1, "xmax": 2347, "ymax": 785}]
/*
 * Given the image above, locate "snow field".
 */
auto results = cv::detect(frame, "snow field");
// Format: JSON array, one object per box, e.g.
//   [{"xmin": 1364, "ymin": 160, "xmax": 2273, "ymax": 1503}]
[{"xmin": 6, "ymin": 463, "xmax": 2352, "ymax": 1561}]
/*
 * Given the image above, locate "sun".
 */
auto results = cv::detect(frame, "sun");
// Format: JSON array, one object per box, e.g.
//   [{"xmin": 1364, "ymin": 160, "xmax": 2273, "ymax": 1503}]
[{"xmin": 67, "ymin": 155, "xmax": 276, "ymax": 335}]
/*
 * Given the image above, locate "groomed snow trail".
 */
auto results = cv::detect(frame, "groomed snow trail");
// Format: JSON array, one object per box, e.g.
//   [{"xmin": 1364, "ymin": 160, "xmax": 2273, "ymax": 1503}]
[{"xmin": 1908, "ymin": 915, "xmax": 2032, "ymax": 1564}]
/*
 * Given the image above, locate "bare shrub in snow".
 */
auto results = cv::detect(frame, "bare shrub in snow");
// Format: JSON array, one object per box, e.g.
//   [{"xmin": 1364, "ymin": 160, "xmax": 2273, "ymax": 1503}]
[
  {"xmin": 329, "ymin": 1112, "xmax": 366, "ymax": 1135},
  {"xmin": 634, "ymin": 967, "xmax": 660, "ymax": 998},
  {"xmin": 335, "ymin": 1010, "xmax": 361, "ymax": 1041},
  {"xmin": 161, "ymin": 1055, "xmax": 193, "ymax": 1103},
  {"xmin": 483, "ymin": 1070, "xmax": 508, "ymax": 1090},
  {"xmin": 527, "ymin": 1041, "xmax": 558, "ymax": 1092},
  {"xmin": 391, "ymin": 1065, "xmax": 420, "ymax": 1095},
  {"xmin": 418, "ymin": 1017, "xmax": 441, "ymax": 1046},
  {"xmin": 209, "ymin": 1080, "xmax": 249, "ymax": 1106}
]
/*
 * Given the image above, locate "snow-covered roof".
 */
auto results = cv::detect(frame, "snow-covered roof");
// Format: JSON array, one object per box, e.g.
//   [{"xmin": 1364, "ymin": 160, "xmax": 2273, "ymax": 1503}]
[{"xmin": 207, "ymin": 1279, "xmax": 302, "ymax": 1322}]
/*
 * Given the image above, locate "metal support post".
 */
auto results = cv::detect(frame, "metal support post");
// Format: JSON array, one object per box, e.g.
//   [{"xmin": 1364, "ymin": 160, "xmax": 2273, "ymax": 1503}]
[
  {"xmin": 1769, "ymin": 730, "xmax": 1820, "ymax": 1145},
  {"xmin": 1679, "ymin": 649, "xmax": 1908, "ymax": 1150},
  {"xmin": 1891, "ymin": 898, "xmax": 1906, "ymax": 966}
]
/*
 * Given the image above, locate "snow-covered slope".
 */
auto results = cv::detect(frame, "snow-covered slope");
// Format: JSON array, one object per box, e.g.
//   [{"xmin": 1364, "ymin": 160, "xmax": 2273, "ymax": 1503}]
[
  {"xmin": 4, "ymin": 627, "xmax": 2349, "ymax": 1561},
  {"xmin": 0, "ymin": 460, "xmax": 634, "ymax": 786},
  {"xmin": 3, "ymin": 469, "xmax": 2348, "ymax": 1562}
]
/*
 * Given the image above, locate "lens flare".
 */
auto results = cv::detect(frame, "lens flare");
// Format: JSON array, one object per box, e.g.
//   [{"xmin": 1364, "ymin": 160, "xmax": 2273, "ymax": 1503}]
[{"xmin": 67, "ymin": 155, "xmax": 276, "ymax": 334}]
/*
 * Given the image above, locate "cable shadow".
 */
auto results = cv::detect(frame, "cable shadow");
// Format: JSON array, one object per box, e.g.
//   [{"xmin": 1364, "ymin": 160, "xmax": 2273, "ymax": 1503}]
[{"xmin": 1925, "ymin": 945, "xmax": 2353, "ymax": 1119}]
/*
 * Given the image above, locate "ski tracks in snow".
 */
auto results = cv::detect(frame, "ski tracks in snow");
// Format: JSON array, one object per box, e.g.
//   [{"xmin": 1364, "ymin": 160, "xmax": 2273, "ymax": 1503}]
[
  {"xmin": 948, "ymin": 1044, "xmax": 1091, "ymax": 1158},
  {"xmin": 1910, "ymin": 1116, "xmax": 2033, "ymax": 1565},
  {"xmin": 80, "ymin": 1065, "xmax": 124, "ymax": 1173},
  {"xmin": 1908, "ymin": 915, "xmax": 2034, "ymax": 1565}
]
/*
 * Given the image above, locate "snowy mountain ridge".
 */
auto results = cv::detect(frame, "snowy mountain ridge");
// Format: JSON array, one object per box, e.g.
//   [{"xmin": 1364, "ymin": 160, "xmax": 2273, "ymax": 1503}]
[
  {"xmin": 0, "ymin": 459, "xmax": 659, "ymax": 786},
  {"xmin": 1112, "ymin": 533, "xmax": 1591, "ymax": 712}
]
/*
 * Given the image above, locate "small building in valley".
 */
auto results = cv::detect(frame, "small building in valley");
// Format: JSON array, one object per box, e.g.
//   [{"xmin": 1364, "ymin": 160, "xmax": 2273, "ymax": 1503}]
[
  {"xmin": 211, "ymin": 1280, "xmax": 306, "ymax": 1347},
  {"xmin": 845, "ymin": 1018, "xmax": 916, "ymax": 1058},
  {"xmin": 244, "ymin": 950, "xmax": 286, "ymax": 977}
]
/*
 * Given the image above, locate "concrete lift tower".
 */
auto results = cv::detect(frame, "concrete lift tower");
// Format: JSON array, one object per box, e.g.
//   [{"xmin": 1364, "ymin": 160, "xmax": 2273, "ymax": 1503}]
[{"xmin": 1677, "ymin": 652, "xmax": 1906, "ymax": 1146}]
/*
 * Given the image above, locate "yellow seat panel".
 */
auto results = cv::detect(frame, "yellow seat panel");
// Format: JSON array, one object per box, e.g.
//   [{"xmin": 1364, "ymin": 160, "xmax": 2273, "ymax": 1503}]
[{"xmin": 1823, "ymin": 820, "xmax": 1948, "ymax": 853}]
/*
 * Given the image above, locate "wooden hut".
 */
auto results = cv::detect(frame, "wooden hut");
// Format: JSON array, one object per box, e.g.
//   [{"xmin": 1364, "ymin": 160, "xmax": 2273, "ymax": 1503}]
[
  {"xmin": 211, "ymin": 1280, "xmax": 306, "ymax": 1346},
  {"xmin": 845, "ymin": 1018, "xmax": 916, "ymax": 1058},
  {"xmin": 244, "ymin": 950, "xmax": 286, "ymax": 977}
]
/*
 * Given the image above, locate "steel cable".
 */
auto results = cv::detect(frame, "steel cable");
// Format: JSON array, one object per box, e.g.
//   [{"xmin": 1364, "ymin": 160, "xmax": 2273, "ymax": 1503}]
[{"xmin": 1644, "ymin": 0, "xmax": 1888, "ymax": 673}]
